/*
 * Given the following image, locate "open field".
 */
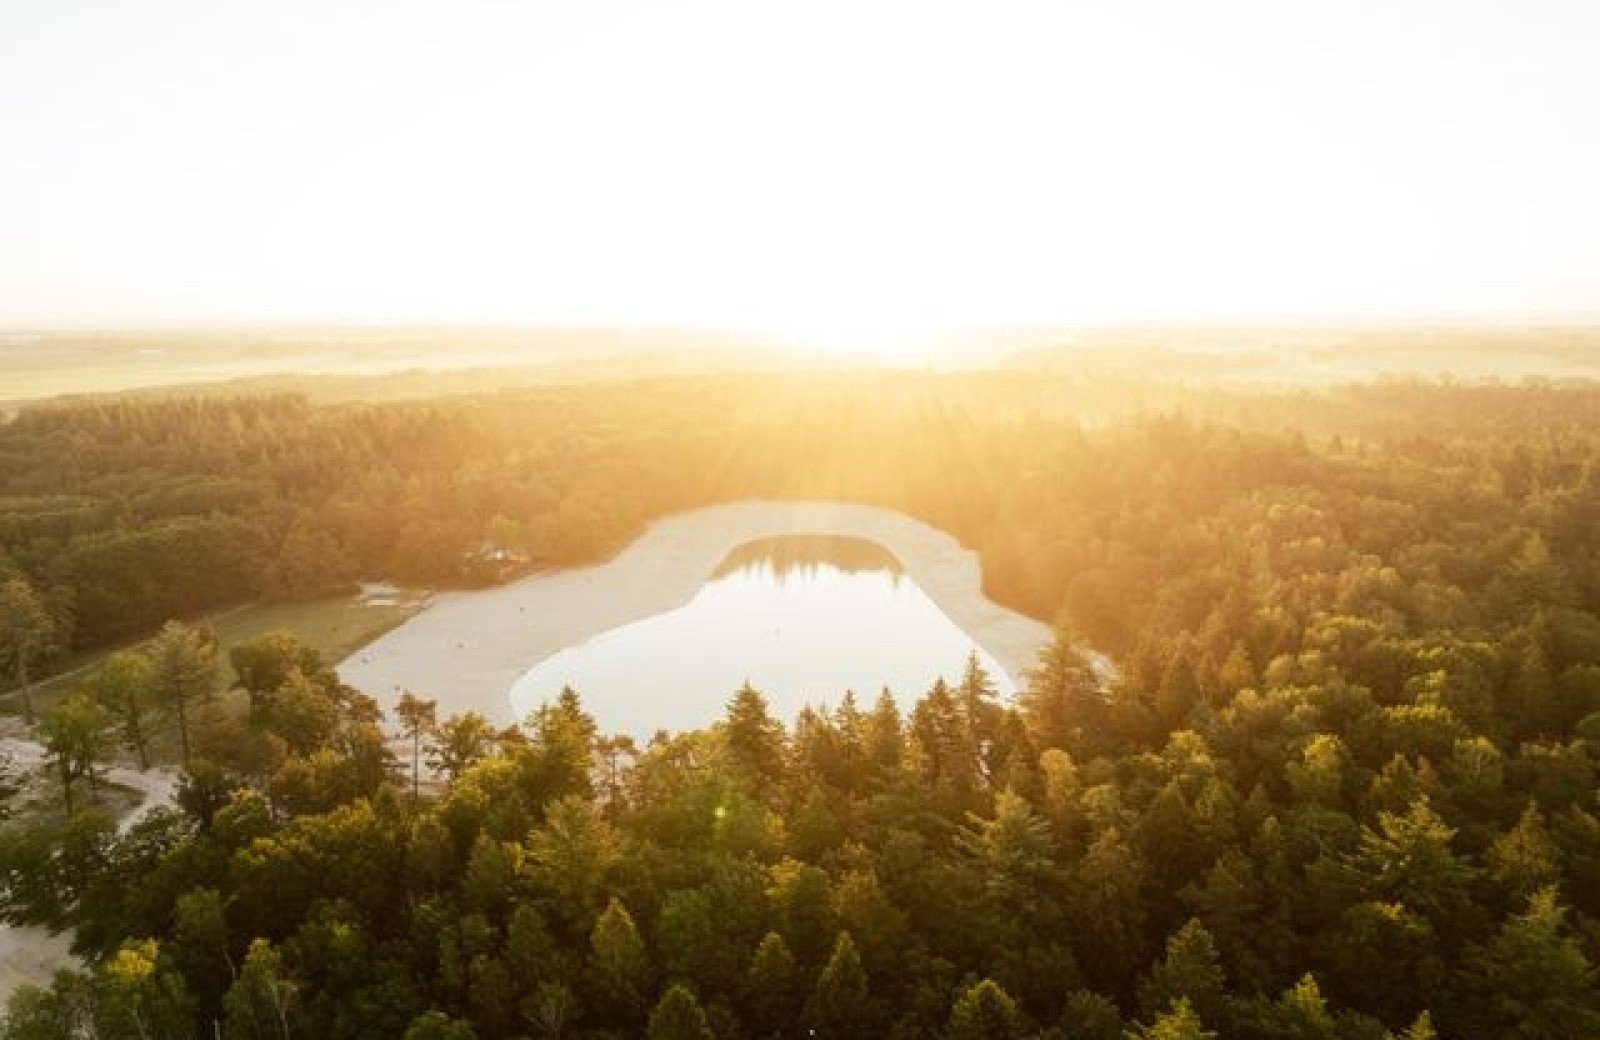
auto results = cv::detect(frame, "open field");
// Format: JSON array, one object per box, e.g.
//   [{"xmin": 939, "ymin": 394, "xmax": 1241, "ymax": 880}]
[
  {"xmin": 1, "ymin": 592, "xmax": 426, "ymax": 753},
  {"xmin": 0, "ymin": 327, "xmax": 825, "ymax": 405}
]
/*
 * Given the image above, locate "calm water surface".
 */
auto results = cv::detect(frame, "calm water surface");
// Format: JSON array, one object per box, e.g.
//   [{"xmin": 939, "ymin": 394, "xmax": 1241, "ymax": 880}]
[{"xmin": 510, "ymin": 535, "xmax": 1016, "ymax": 737}]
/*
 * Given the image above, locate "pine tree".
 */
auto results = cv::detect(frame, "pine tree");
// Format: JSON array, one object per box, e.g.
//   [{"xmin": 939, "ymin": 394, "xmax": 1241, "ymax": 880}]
[
  {"xmin": 1156, "ymin": 651, "xmax": 1203, "ymax": 728},
  {"xmin": 1390, "ymin": 1011, "xmax": 1436, "ymax": 1040},
  {"xmin": 82, "ymin": 651, "xmax": 155, "ymax": 769},
  {"xmin": 1272, "ymin": 974, "xmax": 1338, "ymax": 1040},
  {"xmin": 806, "ymin": 933, "xmax": 869, "ymax": 1040},
  {"xmin": 865, "ymin": 688, "xmax": 905, "ymax": 777},
  {"xmin": 1058, "ymin": 989, "xmax": 1123, "ymax": 1040},
  {"xmin": 1488, "ymin": 802, "xmax": 1563, "ymax": 899},
  {"xmin": 1073, "ymin": 828, "xmax": 1147, "ymax": 992},
  {"xmin": 724, "ymin": 683, "xmax": 786, "ymax": 794},
  {"xmin": 394, "ymin": 691, "xmax": 437, "ymax": 804},
  {"xmin": 222, "ymin": 940, "xmax": 294, "ymax": 1040},
  {"xmin": 1459, "ymin": 887, "xmax": 1600, "ymax": 1040},
  {"xmin": 426, "ymin": 712, "xmax": 497, "ymax": 782},
  {"xmin": 1125, "ymin": 998, "xmax": 1215, "ymax": 1040},
  {"xmin": 0, "ymin": 576, "xmax": 59, "ymax": 724},
  {"xmin": 910, "ymin": 677, "xmax": 979, "ymax": 804},
  {"xmin": 99, "ymin": 938, "xmax": 196, "ymax": 1040},
  {"xmin": 1217, "ymin": 641, "xmax": 1257, "ymax": 696},
  {"xmin": 463, "ymin": 832, "xmax": 516, "ymax": 919},
  {"xmin": 958, "ymin": 651, "xmax": 1005, "ymax": 776},
  {"xmin": 529, "ymin": 685, "xmax": 598, "ymax": 799},
  {"xmin": 767, "ymin": 859, "xmax": 836, "ymax": 965},
  {"xmin": 41, "ymin": 691, "xmax": 111, "ymax": 815},
  {"xmin": 1346, "ymin": 797, "xmax": 1478, "ymax": 928},
  {"xmin": 957, "ymin": 789, "xmax": 1057, "ymax": 901},
  {"xmin": 148, "ymin": 620, "xmax": 218, "ymax": 769},
  {"xmin": 588, "ymin": 897, "xmax": 651, "ymax": 1023},
  {"xmin": 833, "ymin": 689, "xmax": 869, "ymax": 792},
  {"xmin": 647, "ymin": 984, "xmax": 715, "ymax": 1040},
  {"xmin": 745, "ymin": 931, "xmax": 797, "ymax": 1038},
  {"xmin": 1020, "ymin": 628, "xmax": 1101, "ymax": 753},
  {"xmin": 1136, "ymin": 919, "xmax": 1225, "ymax": 1024},
  {"xmin": 169, "ymin": 888, "xmax": 233, "ymax": 1023},
  {"xmin": 948, "ymin": 978, "xmax": 1028, "ymax": 1040},
  {"xmin": 792, "ymin": 785, "xmax": 844, "ymax": 860}
]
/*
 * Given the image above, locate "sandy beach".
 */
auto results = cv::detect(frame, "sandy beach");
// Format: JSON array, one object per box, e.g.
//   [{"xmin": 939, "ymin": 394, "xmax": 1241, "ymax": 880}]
[{"xmin": 338, "ymin": 499, "xmax": 1087, "ymax": 727}]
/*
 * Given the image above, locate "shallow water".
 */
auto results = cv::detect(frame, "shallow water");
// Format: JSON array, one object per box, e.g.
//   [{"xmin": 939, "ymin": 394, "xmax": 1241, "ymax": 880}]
[{"xmin": 510, "ymin": 535, "xmax": 1014, "ymax": 737}]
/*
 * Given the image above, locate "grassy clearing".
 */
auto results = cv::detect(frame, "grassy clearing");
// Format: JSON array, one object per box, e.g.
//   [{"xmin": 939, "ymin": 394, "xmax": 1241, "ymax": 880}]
[{"xmin": 1, "ymin": 592, "xmax": 427, "ymax": 734}]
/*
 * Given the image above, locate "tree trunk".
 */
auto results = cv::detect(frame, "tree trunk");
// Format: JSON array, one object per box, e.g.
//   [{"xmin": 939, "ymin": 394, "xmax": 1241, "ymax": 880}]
[
  {"xmin": 176, "ymin": 693, "xmax": 191, "ymax": 768},
  {"xmin": 16, "ymin": 652, "xmax": 32, "ymax": 725},
  {"xmin": 131, "ymin": 712, "xmax": 150, "ymax": 770},
  {"xmin": 59, "ymin": 756, "xmax": 74, "ymax": 815}
]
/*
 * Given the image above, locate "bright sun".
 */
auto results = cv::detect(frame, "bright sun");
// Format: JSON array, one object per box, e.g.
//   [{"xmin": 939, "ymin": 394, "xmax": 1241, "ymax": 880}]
[{"xmin": 2, "ymin": 3, "xmax": 1596, "ymax": 331}]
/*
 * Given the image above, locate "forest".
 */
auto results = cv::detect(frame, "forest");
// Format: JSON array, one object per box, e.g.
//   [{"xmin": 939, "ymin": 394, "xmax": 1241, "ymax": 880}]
[{"xmin": 2, "ymin": 372, "xmax": 1600, "ymax": 1039}]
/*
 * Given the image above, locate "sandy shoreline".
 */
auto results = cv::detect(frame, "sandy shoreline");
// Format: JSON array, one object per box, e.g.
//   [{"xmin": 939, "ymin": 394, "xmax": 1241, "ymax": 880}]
[{"xmin": 338, "ymin": 500, "xmax": 1076, "ymax": 727}]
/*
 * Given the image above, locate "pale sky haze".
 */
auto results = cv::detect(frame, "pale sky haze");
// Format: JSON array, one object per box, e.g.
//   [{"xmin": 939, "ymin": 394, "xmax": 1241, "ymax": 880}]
[{"xmin": 3, "ymin": 0, "xmax": 1598, "ymax": 352}]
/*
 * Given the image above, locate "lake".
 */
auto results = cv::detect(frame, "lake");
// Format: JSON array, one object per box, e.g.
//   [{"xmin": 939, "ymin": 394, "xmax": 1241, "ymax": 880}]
[
  {"xmin": 508, "ymin": 535, "xmax": 1015, "ymax": 736},
  {"xmin": 339, "ymin": 500, "xmax": 1067, "ymax": 736}
]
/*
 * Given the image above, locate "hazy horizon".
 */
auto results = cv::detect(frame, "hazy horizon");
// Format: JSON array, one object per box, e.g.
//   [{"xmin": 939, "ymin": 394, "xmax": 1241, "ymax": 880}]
[{"xmin": 5, "ymin": 1, "xmax": 1599, "ymax": 356}]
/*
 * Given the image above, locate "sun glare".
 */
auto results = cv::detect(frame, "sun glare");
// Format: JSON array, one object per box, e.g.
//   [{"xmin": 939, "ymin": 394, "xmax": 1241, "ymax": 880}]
[{"xmin": 2, "ymin": 2, "xmax": 1596, "ymax": 331}]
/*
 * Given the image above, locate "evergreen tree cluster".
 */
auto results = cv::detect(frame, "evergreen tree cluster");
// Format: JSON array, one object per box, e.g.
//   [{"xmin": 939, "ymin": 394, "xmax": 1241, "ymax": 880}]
[{"xmin": 3, "ymin": 375, "xmax": 1600, "ymax": 1038}]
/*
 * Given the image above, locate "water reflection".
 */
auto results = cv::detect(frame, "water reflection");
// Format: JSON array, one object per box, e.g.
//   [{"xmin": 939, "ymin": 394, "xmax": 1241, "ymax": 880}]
[
  {"xmin": 511, "ymin": 534, "xmax": 1015, "ymax": 737},
  {"xmin": 710, "ymin": 535, "xmax": 904, "ymax": 581}
]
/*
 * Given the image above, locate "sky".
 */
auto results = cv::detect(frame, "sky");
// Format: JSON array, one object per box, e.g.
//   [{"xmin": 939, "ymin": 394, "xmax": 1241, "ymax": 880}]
[{"xmin": 3, "ymin": 0, "xmax": 1598, "ymax": 353}]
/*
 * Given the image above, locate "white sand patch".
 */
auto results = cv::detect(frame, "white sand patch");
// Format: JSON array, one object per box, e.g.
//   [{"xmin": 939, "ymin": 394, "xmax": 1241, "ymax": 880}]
[
  {"xmin": 0, "ymin": 928, "xmax": 73, "ymax": 1003},
  {"xmin": 338, "ymin": 499, "xmax": 1103, "ymax": 727},
  {"xmin": 0, "ymin": 737, "xmax": 181, "ymax": 1004}
]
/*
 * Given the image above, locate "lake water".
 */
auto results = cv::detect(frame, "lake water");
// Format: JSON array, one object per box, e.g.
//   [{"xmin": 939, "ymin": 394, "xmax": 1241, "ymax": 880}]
[
  {"xmin": 509, "ymin": 535, "xmax": 1015, "ymax": 737},
  {"xmin": 342, "ymin": 500, "xmax": 1061, "ymax": 733}
]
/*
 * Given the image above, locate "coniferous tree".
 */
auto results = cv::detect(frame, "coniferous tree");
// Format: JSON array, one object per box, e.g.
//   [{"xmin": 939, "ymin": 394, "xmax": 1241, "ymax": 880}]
[
  {"xmin": 1126, "ymin": 998, "xmax": 1215, "ymax": 1040},
  {"xmin": 426, "ymin": 712, "xmax": 497, "ymax": 782},
  {"xmin": 1488, "ymin": 802, "xmax": 1563, "ymax": 900},
  {"xmin": 647, "ymin": 985, "xmax": 714, "ymax": 1040},
  {"xmin": 394, "ymin": 691, "xmax": 438, "ymax": 804},
  {"xmin": 744, "ymin": 931, "xmax": 797, "ymax": 1038},
  {"xmin": 587, "ymin": 898, "xmax": 651, "ymax": 1025},
  {"xmin": 0, "ymin": 576, "xmax": 60, "ymax": 724},
  {"xmin": 41, "ymin": 692, "xmax": 112, "ymax": 814},
  {"xmin": 99, "ymin": 939, "xmax": 195, "ymax": 1040},
  {"xmin": 1136, "ymin": 919, "xmax": 1225, "ymax": 1025},
  {"xmin": 221, "ymin": 940, "xmax": 294, "ymax": 1040},
  {"xmin": 1458, "ymin": 887, "xmax": 1600, "ymax": 1040},
  {"xmin": 1020, "ymin": 628, "xmax": 1101, "ymax": 754},
  {"xmin": 864, "ymin": 688, "xmax": 905, "ymax": 778},
  {"xmin": 947, "ymin": 979, "xmax": 1028, "ymax": 1040},
  {"xmin": 805, "ymin": 933, "xmax": 869, "ymax": 1040},
  {"xmin": 82, "ymin": 651, "xmax": 155, "ymax": 770},
  {"xmin": 148, "ymin": 620, "xmax": 217, "ymax": 768},
  {"xmin": 724, "ymin": 683, "xmax": 786, "ymax": 795}
]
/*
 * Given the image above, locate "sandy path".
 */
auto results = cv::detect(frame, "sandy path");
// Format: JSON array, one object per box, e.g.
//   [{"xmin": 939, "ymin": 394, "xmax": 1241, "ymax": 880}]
[
  {"xmin": 339, "ymin": 499, "xmax": 1095, "ymax": 726},
  {"xmin": 0, "ymin": 738, "xmax": 180, "ymax": 1004}
]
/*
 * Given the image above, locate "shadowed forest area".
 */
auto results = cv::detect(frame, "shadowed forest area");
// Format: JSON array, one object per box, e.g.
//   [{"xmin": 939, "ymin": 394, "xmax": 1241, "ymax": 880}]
[{"xmin": 1, "ymin": 372, "xmax": 1599, "ymax": 1038}]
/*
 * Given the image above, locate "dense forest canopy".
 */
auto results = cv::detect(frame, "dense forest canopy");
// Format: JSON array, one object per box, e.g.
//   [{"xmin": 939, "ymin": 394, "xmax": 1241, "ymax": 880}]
[
  {"xmin": 2, "ymin": 373, "xmax": 1600, "ymax": 1039},
  {"xmin": 3, "ymin": 374, "xmax": 1595, "ymax": 656}
]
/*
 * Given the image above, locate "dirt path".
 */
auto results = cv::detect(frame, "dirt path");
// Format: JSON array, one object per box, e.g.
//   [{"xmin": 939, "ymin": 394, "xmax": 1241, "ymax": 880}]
[{"xmin": 0, "ymin": 737, "xmax": 181, "ymax": 1004}]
